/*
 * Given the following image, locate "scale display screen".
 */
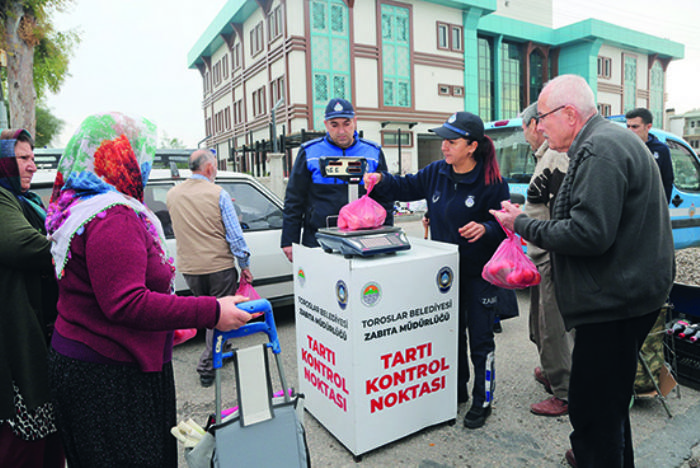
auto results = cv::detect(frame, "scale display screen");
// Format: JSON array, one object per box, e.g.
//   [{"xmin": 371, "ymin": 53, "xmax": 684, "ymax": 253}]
[{"xmin": 319, "ymin": 157, "xmax": 367, "ymax": 182}]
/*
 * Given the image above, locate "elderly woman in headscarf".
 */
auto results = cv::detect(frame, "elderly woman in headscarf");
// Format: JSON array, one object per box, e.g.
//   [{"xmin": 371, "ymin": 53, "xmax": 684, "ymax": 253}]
[
  {"xmin": 45, "ymin": 113, "xmax": 255, "ymax": 467},
  {"xmin": 0, "ymin": 129, "xmax": 64, "ymax": 467}
]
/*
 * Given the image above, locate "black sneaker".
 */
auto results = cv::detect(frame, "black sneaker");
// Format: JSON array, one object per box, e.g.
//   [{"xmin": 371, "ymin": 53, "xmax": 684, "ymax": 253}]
[
  {"xmin": 200, "ymin": 374, "xmax": 215, "ymax": 388},
  {"xmin": 464, "ymin": 404, "xmax": 491, "ymax": 429}
]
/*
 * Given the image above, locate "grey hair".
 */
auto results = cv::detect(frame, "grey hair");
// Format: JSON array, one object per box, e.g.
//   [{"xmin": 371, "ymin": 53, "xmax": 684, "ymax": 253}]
[
  {"xmin": 520, "ymin": 102, "xmax": 538, "ymax": 125},
  {"xmin": 540, "ymin": 74, "xmax": 597, "ymax": 119},
  {"xmin": 189, "ymin": 149, "xmax": 215, "ymax": 171}
]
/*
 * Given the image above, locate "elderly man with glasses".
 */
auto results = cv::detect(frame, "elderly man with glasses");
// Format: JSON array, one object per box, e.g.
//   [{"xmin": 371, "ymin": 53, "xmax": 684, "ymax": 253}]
[{"xmin": 493, "ymin": 74, "xmax": 674, "ymax": 468}]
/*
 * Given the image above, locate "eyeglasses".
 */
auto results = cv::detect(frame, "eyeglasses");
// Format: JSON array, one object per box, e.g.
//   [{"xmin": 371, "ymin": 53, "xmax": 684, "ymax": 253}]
[{"xmin": 534, "ymin": 105, "xmax": 566, "ymax": 124}]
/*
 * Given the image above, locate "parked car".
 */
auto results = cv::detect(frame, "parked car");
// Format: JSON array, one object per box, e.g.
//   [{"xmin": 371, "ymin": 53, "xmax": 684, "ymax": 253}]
[
  {"xmin": 30, "ymin": 167, "xmax": 294, "ymax": 307},
  {"xmin": 484, "ymin": 117, "xmax": 700, "ymax": 250}
]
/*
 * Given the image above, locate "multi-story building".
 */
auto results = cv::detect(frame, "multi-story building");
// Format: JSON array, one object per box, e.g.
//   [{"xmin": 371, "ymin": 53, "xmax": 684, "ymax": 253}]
[
  {"xmin": 668, "ymin": 109, "xmax": 700, "ymax": 152},
  {"xmin": 187, "ymin": 0, "xmax": 684, "ymax": 174}
]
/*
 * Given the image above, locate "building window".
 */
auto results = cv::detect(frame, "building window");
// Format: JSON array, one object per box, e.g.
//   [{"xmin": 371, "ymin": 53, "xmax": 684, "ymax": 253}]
[
  {"xmin": 381, "ymin": 3, "xmax": 411, "ymax": 108},
  {"xmin": 232, "ymin": 43, "xmax": 241, "ymax": 70},
  {"xmin": 597, "ymin": 56, "xmax": 612, "ymax": 79},
  {"xmin": 310, "ymin": 0, "xmax": 351, "ymax": 129},
  {"xmin": 206, "ymin": 117, "xmax": 212, "ymax": 136},
  {"xmin": 501, "ymin": 41, "xmax": 524, "ymax": 119},
  {"xmin": 270, "ymin": 76, "xmax": 285, "ymax": 107},
  {"xmin": 529, "ymin": 50, "xmax": 545, "ymax": 103},
  {"xmin": 451, "ymin": 25, "xmax": 463, "ymax": 52},
  {"xmin": 437, "ymin": 23, "xmax": 448, "ymax": 49},
  {"xmin": 597, "ymin": 103, "xmax": 612, "ymax": 117},
  {"xmin": 252, "ymin": 86, "xmax": 266, "ymax": 117},
  {"xmin": 452, "ymin": 85, "xmax": 464, "ymax": 97},
  {"xmin": 381, "ymin": 130, "xmax": 413, "ymax": 147},
  {"xmin": 250, "ymin": 21, "xmax": 264, "ymax": 57},
  {"xmin": 222, "ymin": 55, "xmax": 229, "ymax": 80},
  {"xmin": 233, "ymin": 100, "xmax": 243, "ymax": 124},
  {"xmin": 213, "ymin": 62, "xmax": 222, "ymax": 86},
  {"xmin": 478, "ymin": 36, "xmax": 494, "ymax": 122},
  {"xmin": 623, "ymin": 54, "xmax": 637, "ymax": 112},
  {"xmin": 436, "ymin": 22, "xmax": 462, "ymax": 52},
  {"xmin": 268, "ymin": 6, "xmax": 283, "ymax": 41},
  {"xmin": 203, "ymin": 71, "xmax": 211, "ymax": 95},
  {"xmin": 649, "ymin": 60, "xmax": 664, "ymax": 126}
]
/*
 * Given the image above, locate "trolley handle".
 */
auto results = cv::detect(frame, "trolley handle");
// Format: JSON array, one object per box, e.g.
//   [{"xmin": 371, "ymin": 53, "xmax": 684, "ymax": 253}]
[{"xmin": 212, "ymin": 299, "xmax": 281, "ymax": 370}]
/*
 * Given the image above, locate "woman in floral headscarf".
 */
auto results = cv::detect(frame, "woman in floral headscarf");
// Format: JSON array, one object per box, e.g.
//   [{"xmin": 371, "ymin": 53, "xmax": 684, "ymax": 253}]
[
  {"xmin": 45, "ymin": 113, "xmax": 254, "ymax": 467},
  {"xmin": 0, "ymin": 129, "xmax": 64, "ymax": 467}
]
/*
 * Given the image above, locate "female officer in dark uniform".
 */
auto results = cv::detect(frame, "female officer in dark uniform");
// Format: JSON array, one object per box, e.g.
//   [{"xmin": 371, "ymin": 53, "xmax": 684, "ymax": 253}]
[{"xmin": 366, "ymin": 112, "xmax": 510, "ymax": 429}]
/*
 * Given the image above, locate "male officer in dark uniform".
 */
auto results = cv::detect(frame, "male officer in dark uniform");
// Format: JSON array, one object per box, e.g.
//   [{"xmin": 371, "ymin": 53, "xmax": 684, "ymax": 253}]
[
  {"xmin": 280, "ymin": 98, "xmax": 392, "ymax": 261},
  {"xmin": 625, "ymin": 107, "xmax": 674, "ymax": 203}
]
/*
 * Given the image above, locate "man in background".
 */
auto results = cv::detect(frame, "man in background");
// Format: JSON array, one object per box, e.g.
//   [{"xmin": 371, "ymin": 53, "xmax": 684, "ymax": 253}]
[
  {"xmin": 167, "ymin": 149, "xmax": 252, "ymax": 387},
  {"xmin": 625, "ymin": 107, "xmax": 674, "ymax": 203},
  {"xmin": 519, "ymin": 102, "xmax": 573, "ymax": 417}
]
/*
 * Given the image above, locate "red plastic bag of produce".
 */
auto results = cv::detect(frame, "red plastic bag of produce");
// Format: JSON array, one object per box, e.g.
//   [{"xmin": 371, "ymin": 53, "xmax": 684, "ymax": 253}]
[
  {"xmin": 235, "ymin": 275, "xmax": 261, "ymax": 300},
  {"xmin": 337, "ymin": 176, "xmax": 386, "ymax": 230},
  {"xmin": 482, "ymin": 212, "xmax": 541, "ymax": 289}
]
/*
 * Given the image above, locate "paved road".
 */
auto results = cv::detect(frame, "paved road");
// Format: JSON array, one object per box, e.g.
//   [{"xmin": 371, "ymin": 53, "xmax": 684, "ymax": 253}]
[{"xmin": 173, "ymin": 217, "xmax": 700, "ymax": 467}]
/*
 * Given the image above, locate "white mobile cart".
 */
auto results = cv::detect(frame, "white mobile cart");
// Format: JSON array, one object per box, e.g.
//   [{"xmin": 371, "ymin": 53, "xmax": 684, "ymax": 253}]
[{"xmin": 293, "ymin": 239, "xmax": 459, "ymax": 459}]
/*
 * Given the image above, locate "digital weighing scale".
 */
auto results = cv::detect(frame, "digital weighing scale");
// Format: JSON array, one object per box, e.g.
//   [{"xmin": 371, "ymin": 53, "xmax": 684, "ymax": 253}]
[
  {"xmin": 315, "ymin": 225, "xmax": 411, "ymax": 258},
  {"xmin": 314, "ymin": 156, "xmax": 411, "ymax": 258}
]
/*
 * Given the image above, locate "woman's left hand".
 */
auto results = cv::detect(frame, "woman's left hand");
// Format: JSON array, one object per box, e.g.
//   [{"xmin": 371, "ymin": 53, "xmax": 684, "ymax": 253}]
[{"xmin": 458, "ymin": 221, "xmax": 485, "ymax": 243}]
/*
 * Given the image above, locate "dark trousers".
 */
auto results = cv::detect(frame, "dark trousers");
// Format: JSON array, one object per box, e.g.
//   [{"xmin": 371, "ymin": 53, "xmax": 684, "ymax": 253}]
[
  {"xmin": 569, "ymin": 310, "xmax": 658, "ymax": 468},
  {"xmin": 184, "ymin": 268, "xmax": 239, "ymax": 376},
  {"xmin": 457, "ymin": 276, "xmax": 497, "ymax": 407},
  {"xmin": 0, "ymin": 423, "xmax": 64, "ymax": 468}
]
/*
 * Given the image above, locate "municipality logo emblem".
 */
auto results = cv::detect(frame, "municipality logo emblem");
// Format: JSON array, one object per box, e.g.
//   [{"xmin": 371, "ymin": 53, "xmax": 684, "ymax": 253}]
[
  {"xmin": 334, "ymin": 102, "xmax": 343, "ymax": 112},
  {"xmin": 361, "ymin": 282, "xmax": 382, "ymax": 307},
  {"xmin": 297, "ymin": 268, "xmax": 306, "ymax": 287},
  {"xmin": 437, "ymin": 266, "xmax": 454, "ymax": 293},
  {"xmin": 465, "ymin": 195, "xmax": 475, "ymax": 208},
  {"xmin": 448, "ymin": 113, "xmax": 457, "ymax": 123},
  {"xmin": 336, "ymin": 280, "xmax": 348, "ymax": 310}
]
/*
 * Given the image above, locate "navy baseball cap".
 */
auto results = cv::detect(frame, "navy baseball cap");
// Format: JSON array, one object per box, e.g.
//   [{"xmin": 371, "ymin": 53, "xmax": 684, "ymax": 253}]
[
  {"xmin": 324, "ymin": 98, "xmax": 355, "ymax": 120},
  {"xmin": 430, "ymin": 112, "xmax": 484, "ymax": 141}
]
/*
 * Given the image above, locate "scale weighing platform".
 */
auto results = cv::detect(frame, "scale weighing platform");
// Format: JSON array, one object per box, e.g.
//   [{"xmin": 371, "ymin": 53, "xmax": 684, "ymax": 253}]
[{"xmin": 315, "ymin": 225, "xmax": 411, "ymax": 258}]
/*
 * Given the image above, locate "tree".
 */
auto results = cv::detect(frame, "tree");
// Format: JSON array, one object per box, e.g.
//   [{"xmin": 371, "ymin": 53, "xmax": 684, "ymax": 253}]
[
  {"xmin": 1, "ymin": 0, "xmax": 77, "ymax": 135},
  {"xmin": 34, "ymin": 101, "xmax": 62, "ymax": 146},
  {"xmin": 159, "ymin": 132, "xmax": 187, "ymax": 149}
]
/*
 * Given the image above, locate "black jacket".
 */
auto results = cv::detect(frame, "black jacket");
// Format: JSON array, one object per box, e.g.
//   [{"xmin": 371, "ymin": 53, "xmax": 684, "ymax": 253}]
[{"xmin": 646, "ymin": 132, "xmax": 674, "ymax": 203}]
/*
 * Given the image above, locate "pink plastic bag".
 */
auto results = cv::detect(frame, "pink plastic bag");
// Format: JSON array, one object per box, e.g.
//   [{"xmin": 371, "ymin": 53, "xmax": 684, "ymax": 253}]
[
  {"xmin": 482, "ymin": 211, "xmax": 541, "ymax": 289},
  {"xmin": 173, "ymin": 328, "xmax": 197, "ymax": 346},
  {"xmin": 337, "ymin": 176, "xmax": 386, "ymax": 230},
  {"xmin": 235, "ymin": 275, "xmax": 261, "ymax": 300}
]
